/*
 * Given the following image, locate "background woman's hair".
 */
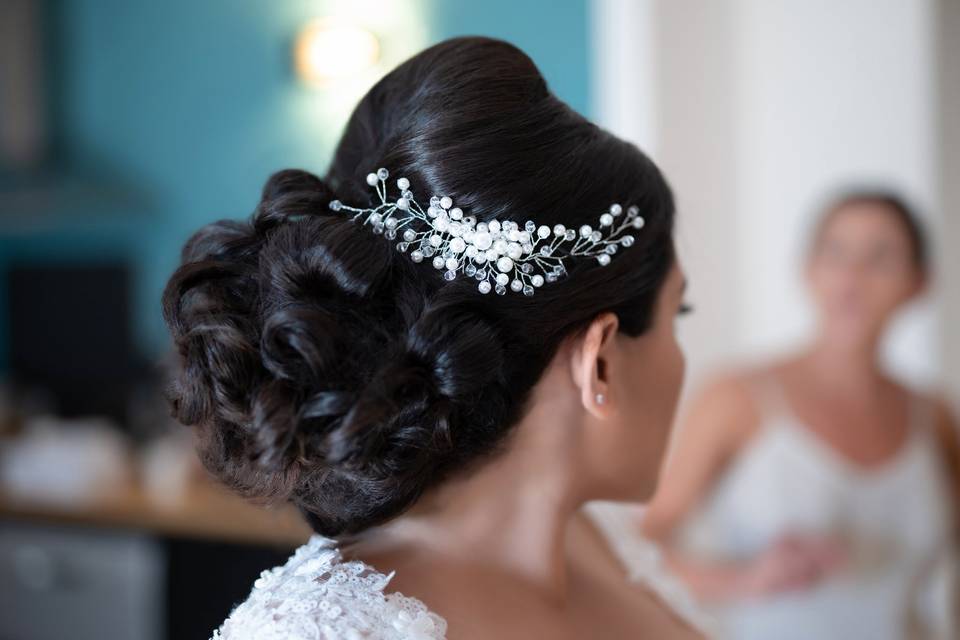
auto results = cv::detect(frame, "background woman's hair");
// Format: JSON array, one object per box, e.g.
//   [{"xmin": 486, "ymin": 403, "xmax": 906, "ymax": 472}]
[
  {"xmin": 810, "ymin": 188, "xmax": 929, "ymax": 270},
  {"xmin": 162, "ymin": 37, "xmax": 675, "ymax": 537}
]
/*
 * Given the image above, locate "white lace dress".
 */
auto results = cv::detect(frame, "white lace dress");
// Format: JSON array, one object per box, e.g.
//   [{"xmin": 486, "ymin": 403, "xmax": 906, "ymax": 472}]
[{"xmin": 211, "ymin": 535, "xmax": 447, "ymax": 640}]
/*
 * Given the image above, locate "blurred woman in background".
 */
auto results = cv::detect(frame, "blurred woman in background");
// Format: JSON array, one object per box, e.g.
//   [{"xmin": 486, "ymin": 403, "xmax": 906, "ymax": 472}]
[{"xmin": 643, "ymin": 191, "xmax": 960, "ymax": 639}]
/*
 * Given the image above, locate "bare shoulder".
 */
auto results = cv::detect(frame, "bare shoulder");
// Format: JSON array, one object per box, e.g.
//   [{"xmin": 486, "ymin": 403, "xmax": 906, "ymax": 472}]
[{"xmin": 677, "ymin": 365, "xmax": 775, "ymax": 447}]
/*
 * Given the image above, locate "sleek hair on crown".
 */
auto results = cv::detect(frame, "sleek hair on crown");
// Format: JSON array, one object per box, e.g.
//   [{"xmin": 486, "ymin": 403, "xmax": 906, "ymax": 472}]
[{"xmin": 162, "ymin": 37, "xmax": 676, "ymax": 537}]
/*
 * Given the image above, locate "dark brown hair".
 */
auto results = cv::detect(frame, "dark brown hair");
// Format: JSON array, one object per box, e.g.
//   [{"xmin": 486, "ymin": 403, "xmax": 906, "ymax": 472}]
[{"xmin": 162, "ymin": 37, "xmax": 676, "ymax": 537}]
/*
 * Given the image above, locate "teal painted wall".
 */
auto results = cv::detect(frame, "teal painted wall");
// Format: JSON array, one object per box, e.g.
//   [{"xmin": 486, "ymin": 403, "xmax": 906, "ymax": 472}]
[{"xmin": 0, "ymin": 0, "xmax": 590, "ymax": 370}]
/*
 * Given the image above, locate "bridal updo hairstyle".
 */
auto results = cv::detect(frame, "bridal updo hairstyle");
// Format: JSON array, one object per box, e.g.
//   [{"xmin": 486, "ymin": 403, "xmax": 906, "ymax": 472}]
[{"xmin": 162, "ymin": 37, "xmax": 675, "ymax": 537}]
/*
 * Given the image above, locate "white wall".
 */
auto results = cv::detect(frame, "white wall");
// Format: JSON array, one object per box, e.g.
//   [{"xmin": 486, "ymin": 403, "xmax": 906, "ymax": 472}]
[
  {"xmin": 938, "ymin": 0, "xmax": 960, "ymax": 405},
  {"xmin": 593, "ymin": 0, "xmax": 945, "ymax": 393}
]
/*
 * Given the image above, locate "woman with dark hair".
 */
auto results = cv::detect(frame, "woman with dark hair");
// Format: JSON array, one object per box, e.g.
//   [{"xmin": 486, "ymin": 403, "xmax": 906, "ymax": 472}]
[
  {"xmin": 163, "ymin": 37, "xmax": 697, "ymax": 638},
  {"xmin": 643, "ymin": 191, "xmax": 960, "ymax": 639}
]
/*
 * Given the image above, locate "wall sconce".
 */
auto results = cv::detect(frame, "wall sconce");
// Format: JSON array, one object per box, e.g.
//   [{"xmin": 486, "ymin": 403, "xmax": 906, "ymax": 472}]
[{"xmin": 294, "ymin": 18, "xmax": 381, "ymax": 87}]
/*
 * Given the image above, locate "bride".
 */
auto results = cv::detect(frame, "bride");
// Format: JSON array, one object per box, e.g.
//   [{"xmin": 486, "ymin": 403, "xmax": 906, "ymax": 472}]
[{"xmin": 162, "ymin": 36, "xmax": 698, "ymax": 639}]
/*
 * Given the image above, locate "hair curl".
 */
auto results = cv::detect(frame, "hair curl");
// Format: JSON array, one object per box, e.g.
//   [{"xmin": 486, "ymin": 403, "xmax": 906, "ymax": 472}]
[{"xmin": 162, "ymin": 37, "xmax": 676, "ymax": 537}]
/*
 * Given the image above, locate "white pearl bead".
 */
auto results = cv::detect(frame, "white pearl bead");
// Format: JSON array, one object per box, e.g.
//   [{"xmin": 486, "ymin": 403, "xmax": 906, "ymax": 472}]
[
  {"xmin": 507, "ymin": 243, "xmax": 522, "ymax": 260},
  {"xmin": 633, "ymin": 217, "xmax": 645, "ymax": 229},
  {"xmin": 597, "ymin": 253, "xmax": 611, "ymax": 266},
  {"xmin": 493, "ymin": 239, "xmax": 508, "ymax": 254},
  {"xmin": 410, "ymin": 250, "xmax": 423, "ymax": 263},
  {"xmin": 610, "ymin": 203, "xmax": 623, "ymax": 215},
  {"xmin": 450, "ymin": 238, "xmax": 466, "ymax": 253},
  {"xmin": 510, "ymin": 279, "xmax": 523, "ymax": 292},
  {"xmin": 434, "ymin": 217, "xmax": 449, "ymax": 232},
  {"xmin": 496, "ymin": 256, "xmax": 514, "ymax": 273},
  {"xmin": 429, "ymin": 234, "xmax": 442, "ymax": 247},
  {"xmin": 600, "ymin": 213, "xmax": 614, "ymax": 227},
  {"xmin": 531, "ymin": 274, "xmax": 544, "ymax": 287},
  {"xmin": 403, "ymin": 229, "xmax": 416, "ymax": 242},
  {"xmin": 397, "ymin": 177, "xmax": 410, "ymax": 190},
  {"xmin": 396, "ymin": 197, "xmax": 409, "ymax": 210},
  {"xmin": 450, "ymin": 207, "xmax": 463, "ymax": 220},
  {"xmin": 472, "ymin": 231, "xmax": 492, "ymax": 251},
  {"xmin": 579, "ymin": 224, "xmax": 592, "ymax": 237},
  {"xmin": 478, "ymin": 281, "xmax": 492, "ymax": 294},
  {"xmin": 485, "ymin": 249, "xmax": 499, "ymax": 262},
  {"xmin": 537, "ymin": 225, "xmax": 551, "ymax": 239},
  {"xmin": 489, "ymin": 220, "xmax": 501, "ymax": 233},
  {"xmin": 445, "ymin": 257, "xmax": 458, "ymax": 270},
  {"xmin": 465, "ymin": 245, "xmax": 477, "ymax": 258},
  {"xmin": 432, "ymin": 256, "xmax": 445, "ymax": 269},
  {"xmin": 366, "ymin": 173, "xmax": 378, "ymax": 186},
  {"xmin": 553, "ymin": 224, "xmax": 566, "ymax": 237},
  {"xmin": 496, "ymin": 273, "xmax": 510, "ymax": 286},
  {"xmin": 439, "ymin": 196, "xmax": 453, "ymax": 209}
]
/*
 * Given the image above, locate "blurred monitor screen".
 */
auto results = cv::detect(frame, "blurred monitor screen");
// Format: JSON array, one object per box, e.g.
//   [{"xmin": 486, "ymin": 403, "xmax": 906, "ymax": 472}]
[{"xmin": 6, "ymin": 262, "xmax": 140, "ymax": 424}]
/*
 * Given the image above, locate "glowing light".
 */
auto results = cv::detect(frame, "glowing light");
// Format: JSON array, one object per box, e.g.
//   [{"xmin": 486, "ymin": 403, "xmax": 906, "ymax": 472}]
[{"xmin": 294, "ymin": 18, "xmax": 380, "ymax": 87}]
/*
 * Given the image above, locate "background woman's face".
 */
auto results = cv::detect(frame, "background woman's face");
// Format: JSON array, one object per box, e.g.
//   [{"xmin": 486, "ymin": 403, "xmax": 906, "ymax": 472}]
[
  {"xmin": 601, "ymin": 261, "xmax": 687, "ymax": 502},
  {"xmin": 807, "ymin": 203, "xmax": 924, "ymax": 349}
]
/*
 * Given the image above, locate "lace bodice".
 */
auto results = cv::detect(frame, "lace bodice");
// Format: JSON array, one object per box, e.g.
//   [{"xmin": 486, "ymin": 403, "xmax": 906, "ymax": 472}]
[{"xmin": 212, "ymin": 535, "xmax": 447, "ymax": 640}]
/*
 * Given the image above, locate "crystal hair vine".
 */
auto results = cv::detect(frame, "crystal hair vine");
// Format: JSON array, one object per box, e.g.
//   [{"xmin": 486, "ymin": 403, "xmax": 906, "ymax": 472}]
[{"xmin": 328, "ymin": 168, "xmax": 645, "ymax": 296}]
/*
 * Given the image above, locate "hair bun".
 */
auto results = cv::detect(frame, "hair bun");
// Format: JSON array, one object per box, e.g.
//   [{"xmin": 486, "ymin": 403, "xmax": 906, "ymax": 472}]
[{"xmin": 253, "ymin": 169, "xmax": 338, "ymax": 235}]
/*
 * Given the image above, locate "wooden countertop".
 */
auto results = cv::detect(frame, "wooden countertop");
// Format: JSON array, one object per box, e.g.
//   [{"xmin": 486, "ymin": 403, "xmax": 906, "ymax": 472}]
[{"xmin": 0, "ymin": 477, "xmax": 314, "ymax": 547}]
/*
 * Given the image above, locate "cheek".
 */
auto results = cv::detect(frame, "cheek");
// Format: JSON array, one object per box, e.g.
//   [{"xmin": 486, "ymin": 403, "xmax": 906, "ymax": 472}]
[{"xmin": 625, "ymin": 332, "xmax": 685, "ymax": 454}]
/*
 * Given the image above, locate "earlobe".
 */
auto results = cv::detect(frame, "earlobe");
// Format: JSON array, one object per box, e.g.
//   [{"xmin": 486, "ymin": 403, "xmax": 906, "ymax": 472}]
[{"xmin": 570, "ymin": 313, "xmax": 618, "ymax": 419}]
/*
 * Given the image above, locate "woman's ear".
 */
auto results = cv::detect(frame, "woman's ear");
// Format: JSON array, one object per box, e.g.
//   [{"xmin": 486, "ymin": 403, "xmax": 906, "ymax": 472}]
[{"xmin": 569, "ymin": 312, "xmax": 620, "ymax": 419}]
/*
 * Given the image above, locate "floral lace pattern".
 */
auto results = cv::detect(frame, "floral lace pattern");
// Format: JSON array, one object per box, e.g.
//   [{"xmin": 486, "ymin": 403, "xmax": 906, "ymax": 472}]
[{"xmin": 211, "ymin": 536, "xmax": 447, "ymax": 640}]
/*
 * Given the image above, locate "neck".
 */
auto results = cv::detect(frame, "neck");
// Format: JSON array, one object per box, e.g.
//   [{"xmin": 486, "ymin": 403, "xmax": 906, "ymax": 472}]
[
  {"xmin": 382, "ymin": 357, "xmax": 587, "ymax": 601},
  {"xmin": 801, "ymin": 333, "xmax": 884, "ymax": 391}
]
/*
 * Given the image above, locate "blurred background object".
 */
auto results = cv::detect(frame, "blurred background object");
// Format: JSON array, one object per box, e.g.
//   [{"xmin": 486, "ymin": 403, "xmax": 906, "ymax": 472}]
[{"xmin": 0, "ymin": 0, "xmax": 957, "ymax": 638}]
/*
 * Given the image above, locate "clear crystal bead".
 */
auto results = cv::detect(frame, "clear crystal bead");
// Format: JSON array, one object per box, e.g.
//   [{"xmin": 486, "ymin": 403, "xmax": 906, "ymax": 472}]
[
  {"xmin": 523, "ymin": 285, "xmax": 534, "ymax": 296},
  {"xmin": 385, "ymin": 229, "xmax": 396, "ymax": 240},
  {"xmin": 443, "ymin": 270, "xmax": 457, "ymax": 281},
  {"xmin": 564, "ymin": 229, "xmax": 576, "ymax": 241},
  {"xmin": 465, "ymin": 263, "xmax": 477, "ymax": 276},
  {"xmin": 397, "ymin": 242, "xmax": 409, "ymax": 252},
  {"xmin": 422, "ymin": 246, "xmax": 435, "ymax": 257},
  {"xmin": 605, "ymin": 244, "xmax": 618, "ymax": 254},
  {"xmin": 525, "ymin": 220, "xmax": 536, "ymax": 233},
  {"xmin": 521, "ymin": 263, "xmax": 533, "ymax": 274},
  {"xmin": 495, "ymin": 284, "xmax": 507, "ymax": 295}
]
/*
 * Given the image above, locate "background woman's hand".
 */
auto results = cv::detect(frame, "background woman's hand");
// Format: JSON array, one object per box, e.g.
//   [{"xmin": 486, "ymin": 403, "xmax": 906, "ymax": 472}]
[{"xmin": 735, "ymin": 534, "xmax": 847, "ymax": 599}]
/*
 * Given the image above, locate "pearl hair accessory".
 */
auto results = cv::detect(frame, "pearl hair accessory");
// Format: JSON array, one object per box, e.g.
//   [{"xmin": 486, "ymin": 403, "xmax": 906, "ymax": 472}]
[{"xmin": 328, "ymin": 168, "xmax": 645, "ymax": 296}]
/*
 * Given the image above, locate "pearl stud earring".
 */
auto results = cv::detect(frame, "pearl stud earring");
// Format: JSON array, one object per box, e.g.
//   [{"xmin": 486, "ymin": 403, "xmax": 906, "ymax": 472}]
[{"xmin": 595, "ymin": 393, "xmax": 605, "ymax": 405}]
